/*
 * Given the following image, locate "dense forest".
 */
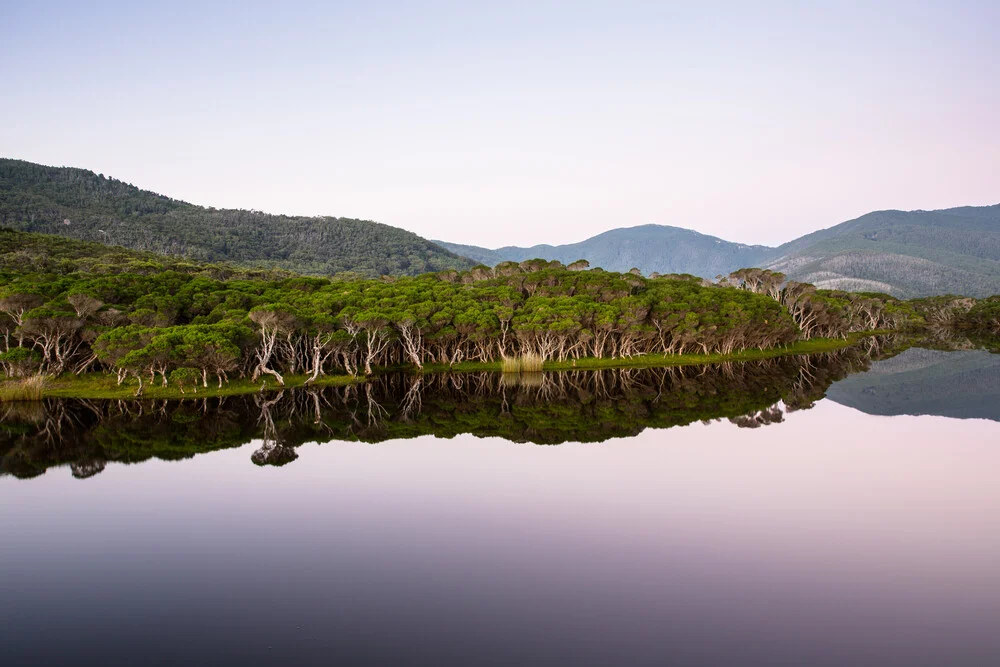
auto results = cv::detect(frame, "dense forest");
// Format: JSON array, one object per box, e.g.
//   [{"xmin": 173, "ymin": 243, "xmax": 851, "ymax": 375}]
[
  {"xmin": 3, "ymin": 229, "xmax": 996, "ymax": 397},
  {"xmin": 0, "ymin": 159, "xmax": 475, "ymax": 277}
]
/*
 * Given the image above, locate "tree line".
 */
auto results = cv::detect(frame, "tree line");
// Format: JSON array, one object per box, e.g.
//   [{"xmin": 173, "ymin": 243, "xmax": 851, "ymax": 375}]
[{"xmin": 0, "ymin": 232, "xmax": 996, "ymax": 393}]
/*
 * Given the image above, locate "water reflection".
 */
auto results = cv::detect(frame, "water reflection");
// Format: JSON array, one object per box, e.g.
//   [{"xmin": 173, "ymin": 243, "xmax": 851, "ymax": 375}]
[
  {"xmin": 827, "ymin": 346, "xmax": 1000, "ymax": 420},
  {"xmin": 2, "ymin": 344, "xmax": 892, "ymax": 479},
  {"xmin": 3, "ymin": 338, "xmax": 1000, "ymax": 667}
]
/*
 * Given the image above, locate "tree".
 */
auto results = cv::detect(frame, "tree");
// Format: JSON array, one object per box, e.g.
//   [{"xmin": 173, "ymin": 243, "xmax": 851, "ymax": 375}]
[
  {"xmin": 0, "ymin": 346, "xmax": 41, "ymax": 377},
  {"xmin": 169, "ymin": 367, "xmax": 201, "ymax": 394},
  {"xmin": 248, "ymin": 307, "xmax": 297, "ymax": 385},
  {"xmin": 67, "ymin": 293, "xmax": 104, "ymax": 319}
]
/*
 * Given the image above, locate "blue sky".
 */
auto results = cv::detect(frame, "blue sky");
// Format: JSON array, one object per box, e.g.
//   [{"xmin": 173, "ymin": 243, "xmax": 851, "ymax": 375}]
[{"xmin": 2, "ymin": 1, "xmax": 998, "ymax": 247}]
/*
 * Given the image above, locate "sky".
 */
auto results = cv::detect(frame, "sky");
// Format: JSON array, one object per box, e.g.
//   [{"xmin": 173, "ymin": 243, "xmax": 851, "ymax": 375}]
[{"xmin": 2, "ymin": 1, "xmax": 998, "ymax": 248}]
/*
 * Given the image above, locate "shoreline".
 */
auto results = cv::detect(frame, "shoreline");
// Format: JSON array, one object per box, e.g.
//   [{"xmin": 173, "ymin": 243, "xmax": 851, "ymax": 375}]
[
  {"xmin": 1, "ymin": 335, "xmax": 875, "ymax": 402},
  {"xmin": 419, "ymin": 336, "xmax": 868, "ymax": 374},
  {"xmin": 21, "ymin": 373, "xmax": 363, "ymax": 401}
]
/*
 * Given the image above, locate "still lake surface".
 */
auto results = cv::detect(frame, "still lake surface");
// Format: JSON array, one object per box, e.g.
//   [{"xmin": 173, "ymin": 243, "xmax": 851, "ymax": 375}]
[{"xmin": 3, "ymin": 344, "xmax": 1000, "ymax": 666}]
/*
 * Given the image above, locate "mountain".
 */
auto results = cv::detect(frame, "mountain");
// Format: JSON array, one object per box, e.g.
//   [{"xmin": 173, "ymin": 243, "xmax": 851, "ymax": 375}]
[
  {"xmin": 5, "ymin": 158, "xmax": 997, "ymax": 295},
  {"xmin": 765, "ymin": 205, "xmax": 1000, "ymax": 298},
  {"xmin": 437, "ymin": 225, "xmax": 775, "ymax": 278},
  {"xmin": 0, "ymin": 158, "xmax": 475, "ymax": 277},
  {"xmin": 825, "ymin": 347, "xmax": 1000, "ymax": 421},
  {"xmin": 439, "ymin": 205, "xmax": 1000, "ymax": 297}
]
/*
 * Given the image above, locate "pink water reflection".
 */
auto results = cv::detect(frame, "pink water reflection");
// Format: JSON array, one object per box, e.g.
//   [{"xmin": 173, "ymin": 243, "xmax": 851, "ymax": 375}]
[{"xmin": 2, "ymin": 400, "xmax": 998, "ymax": 666}]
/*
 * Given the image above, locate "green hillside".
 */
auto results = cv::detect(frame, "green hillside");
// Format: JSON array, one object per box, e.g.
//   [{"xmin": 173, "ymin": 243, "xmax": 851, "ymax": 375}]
[
  {"xmin": 0, "ymin": 228, "xmax": 287, "ymax": 279},
  {"xmin": 0, "ymin": 159, "xmax": 475, "ymax": 277}
]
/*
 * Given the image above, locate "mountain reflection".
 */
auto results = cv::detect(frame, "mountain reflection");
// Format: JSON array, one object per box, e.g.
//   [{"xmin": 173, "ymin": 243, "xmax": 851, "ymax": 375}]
[{"xmin": 1, "ymin": 342, "xmax": 899, "ymax": 479}]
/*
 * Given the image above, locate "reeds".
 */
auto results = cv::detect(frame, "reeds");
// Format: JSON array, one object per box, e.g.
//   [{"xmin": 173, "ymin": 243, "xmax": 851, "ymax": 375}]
[
  {"xmin": 500, "ymin": 371, "xmax": 544, "ymax": 388},
  {"xmin": 0, "ymin": 375, "xmax": 47, "ymax": 402},
  {"xmin": 500, "ymin": 353, "xmax": 544, "ymax": 373}
]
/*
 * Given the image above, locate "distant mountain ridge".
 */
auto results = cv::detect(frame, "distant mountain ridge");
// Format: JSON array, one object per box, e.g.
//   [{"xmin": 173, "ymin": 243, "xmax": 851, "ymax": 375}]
[
  {"xmin": 438, "ymin": 204, "xmax": 1000, "ymax": 297},
  {"xmin": 3, "ymin": 158, "xmax": 997, "ymax": 295},
  {"xmin": 0, "ymin": 158, "xmax": 475, "ymax": 277},
  {"xmin": 438, "ymin": 225, "xmax": 775, "ymax": 279}
]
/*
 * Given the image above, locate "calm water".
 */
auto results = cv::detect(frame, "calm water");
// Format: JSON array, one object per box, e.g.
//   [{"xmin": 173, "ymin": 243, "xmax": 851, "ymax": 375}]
[{"xmin": 3, "ymin": 345, "xmax": 1000, "ymax": 666}]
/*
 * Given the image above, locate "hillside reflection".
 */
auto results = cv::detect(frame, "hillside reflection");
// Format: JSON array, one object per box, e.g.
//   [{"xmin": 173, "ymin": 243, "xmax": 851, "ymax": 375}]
[{"xmin": 2, "ymin": 343, "xmax": 896, "ymax": 479}]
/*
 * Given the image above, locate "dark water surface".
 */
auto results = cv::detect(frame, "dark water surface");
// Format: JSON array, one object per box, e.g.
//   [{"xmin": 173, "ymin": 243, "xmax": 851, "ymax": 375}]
[{"xmin": 3, "ymin": 345, "xmax": 1000, "ymax": 666}]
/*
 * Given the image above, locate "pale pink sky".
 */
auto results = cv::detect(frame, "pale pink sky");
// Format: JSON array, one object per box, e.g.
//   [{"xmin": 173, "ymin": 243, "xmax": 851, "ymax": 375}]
[{"xmin": 2, "ymin": 1, "xmax": 998, "ymax": 246}]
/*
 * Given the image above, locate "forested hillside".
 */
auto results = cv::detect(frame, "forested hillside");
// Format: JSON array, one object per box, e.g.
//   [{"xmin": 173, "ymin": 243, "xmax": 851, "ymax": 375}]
[
  {"xmin": 0, "ymin": 229, "xmax": 288, "ymax": 280},
  {"xmin": 0, "ymin": 159, "xmax": 475, "ymax": 277},
  {"xmin": 437, "ymin": 225, "xmax": 775, "ymax": 278}
]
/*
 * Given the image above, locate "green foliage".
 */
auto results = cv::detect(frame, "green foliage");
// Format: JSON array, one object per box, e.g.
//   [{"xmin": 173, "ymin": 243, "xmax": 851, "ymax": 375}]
[
  {"xmin": 1, "ymin": 230, "xmax": 994, "ymax": 395},
  {"xmin": 0, "ymin": 347, "xmax": 42, "ymax": 378},
  {"xmin": 0, "ymin": 228, "xmax": 288, "ymax": 281},
  {"xmin": 169, "ymin": 367, "xmax": 201, "ymax": 392}
]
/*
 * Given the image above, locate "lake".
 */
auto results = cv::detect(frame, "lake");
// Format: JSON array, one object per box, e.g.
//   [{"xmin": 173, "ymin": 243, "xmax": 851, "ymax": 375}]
[{"xmin": 3, "ymin": 342, "xmax": 1000, "ymax": 666}]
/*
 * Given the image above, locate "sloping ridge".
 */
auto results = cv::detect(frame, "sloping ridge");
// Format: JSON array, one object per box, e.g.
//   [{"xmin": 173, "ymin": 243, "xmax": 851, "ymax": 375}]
[
  {"xmin": 765, "ymin": 205, "xmax": 1000, "ymax": 297},
  {"xmin": 0, "ymin": 158, "xmax": 475, "ymax": 277}
]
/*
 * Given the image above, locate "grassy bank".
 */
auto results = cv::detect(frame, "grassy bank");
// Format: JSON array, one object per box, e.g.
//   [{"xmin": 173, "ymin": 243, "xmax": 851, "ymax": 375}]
[
  {"xmin": 0, "ymin": 376, "xmax": 47, "ymax": 401},
  {"xmin": 1, "ymin": 372, "xmax": 363, "ymax": 401}
]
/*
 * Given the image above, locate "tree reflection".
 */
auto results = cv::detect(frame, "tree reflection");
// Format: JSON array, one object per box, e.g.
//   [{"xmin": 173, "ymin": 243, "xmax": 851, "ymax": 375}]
[
  {"xmin": 0, "ymin": 338, "xmax": 920, "ymax": 479},
  {"xmin": 250, "ymin": 391, "xmax": 299, "ymax": 467},
  {"xmin": 730, "ymin": 405, "xmax": 784, "ymax": 429}
]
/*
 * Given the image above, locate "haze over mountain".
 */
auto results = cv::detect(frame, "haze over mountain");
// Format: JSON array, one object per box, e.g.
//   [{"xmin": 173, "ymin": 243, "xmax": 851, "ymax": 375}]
[
  {"xmin": 439, "ymin": 204, "xmax": 1000, "ymax": 298},
  {"xmin": 0, "ymin": 159, "xmax": 474, "ymax": 278}
]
